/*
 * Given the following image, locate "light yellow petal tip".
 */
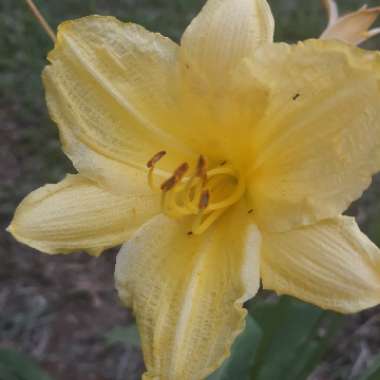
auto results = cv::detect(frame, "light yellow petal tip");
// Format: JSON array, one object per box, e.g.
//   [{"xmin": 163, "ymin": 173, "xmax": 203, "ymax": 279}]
[
  {"xmin": 7, "ymin": 219, "xmax": 62, "ymax": 255},
  {"xmin": 47, "ymin": 15, "xmax": 116, "ymax": 62},
  {"xmin": 321, "ymin": 1, "xmax": 380, "ymax": 45},
  {"xmin": 5, "ymin": 224, "xmax": 23, "ymax": 247},
  {"xmin": 6, "ymin": 224, "xmax": 13, "ymax": 234},
  {"xmin": 180, "ymin": 0, "xmax": 274, "ymax": 85},
  {"xmin": 8, "ymin": 175, "xmax": 159, "ymax": 257},
  {"xmin": 262, "ymin": 216, "xmax": 380, "ymax": 314}
]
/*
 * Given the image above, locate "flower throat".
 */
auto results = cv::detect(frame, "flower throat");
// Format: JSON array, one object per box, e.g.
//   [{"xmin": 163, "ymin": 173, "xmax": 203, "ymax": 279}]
[{"xmin": 147, "ymin": 152, "xmax": 246, "ymax": 235}]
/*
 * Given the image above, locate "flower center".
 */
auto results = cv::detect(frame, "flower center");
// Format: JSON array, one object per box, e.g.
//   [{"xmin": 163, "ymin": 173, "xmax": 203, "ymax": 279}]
[{"xmin": 147, "ymin": 152, "xmax": 246, "ymax": 235}]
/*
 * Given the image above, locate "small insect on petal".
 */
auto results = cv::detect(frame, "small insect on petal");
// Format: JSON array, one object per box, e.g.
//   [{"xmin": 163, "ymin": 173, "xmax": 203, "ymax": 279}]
[{"xmin": 292, "ymin": 93, "xmax": 300, "ymax": 101}]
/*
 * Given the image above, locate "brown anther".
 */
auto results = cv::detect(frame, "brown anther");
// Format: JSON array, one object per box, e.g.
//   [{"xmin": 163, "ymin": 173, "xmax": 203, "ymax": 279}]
[
  {"xmin": 161, "ymin": 176, "xmax": 176, "ymax": 192},
  {"xmin": 199, "ymin": 190, "xmax": 210, "ymax": 210},
  {"xmin": 147, "ymin": 151, "xmax": 166, "ymax": 168},
  {"xmin": 248, "ymin": 209, "xmax": 254, "ymax": 214},
  {"xmin": 220, "ymin": 160, "xmax": 227, "ymax": 166},
  {"xmin": 174, "ymin": 163, "xmax": 189, "ymax": 181},
  {"xmin": 160, "ymin": 163, "xmax": 189, "ymax": 192},
  {"xmin": 196, "ymin": 155, "xmax": 208, "ymax": 184},
  {"xmin": 187, "ymin": 231, "xmax": 193, "ymax": 236},
  {"xmin": 196, "ymin": 155, "xmax": 207, "ymax": 174}
]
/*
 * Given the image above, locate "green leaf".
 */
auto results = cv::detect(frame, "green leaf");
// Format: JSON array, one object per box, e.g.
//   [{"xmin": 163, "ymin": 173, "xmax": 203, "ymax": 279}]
[
  {"xmin": 105, "ymin": 324, "xmax": 141, "ymax": 348},
  {"xmin": 207, "ymin": 314, "xmax": 263, "ymax": 380},
  {"xmin": 357, "ymin": 353, "xmax": 380, "ymax": 380},
  {"xmin": 250, "ymin": 296, "xmax": 342, "ymax": 380},
  {"xmin": 291, "ymin": 313, "xmax": 342, "ymax": 380},
  {"xmin": 0, "ymin": 349, "xmax": 52, "ymax": 380},
  {"xmin": 367, "ymin": 219, "xmax": 380, "ymax": 247}
]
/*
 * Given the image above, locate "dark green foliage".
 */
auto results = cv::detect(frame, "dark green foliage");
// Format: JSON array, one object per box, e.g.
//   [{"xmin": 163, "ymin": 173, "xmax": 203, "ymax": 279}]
[
  {"xmin": 105, "ymin": 324, "xmax": 141, "ymax": 348},
  {"xmin": 357, "ymin": 354, "xmax": 380, "ymax": 380},
  {"xmin": 0, "ymin": 349, "xmax": 52, "ymax": 380},
  {"xmin": 249, "ymin": 296, "xmax": 342, "ymax": 380},
  {"xmin": 208, "ymin": 315, "xmax": 263, "ymax": 380}
]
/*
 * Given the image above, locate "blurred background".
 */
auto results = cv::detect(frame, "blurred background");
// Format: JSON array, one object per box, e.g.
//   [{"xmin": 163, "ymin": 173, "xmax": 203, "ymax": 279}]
[{"xmin": 1, "ymin": 1, "xmax": 380, "ymax": 379}]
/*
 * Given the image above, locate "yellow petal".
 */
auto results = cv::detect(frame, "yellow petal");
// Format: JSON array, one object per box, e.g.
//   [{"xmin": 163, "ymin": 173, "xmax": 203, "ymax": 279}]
[
  {"xmin": 180, "ymin": 0, "xmax": 274, "ymax": 87},
  {"xmin": 7, "ymin": 175, "xmax": 160, "ymax": 255},
  {"xmin": 261, "ymin": 216, "xmax": 380, "ymax": 313},
  {"xmin": 321, "ymin": 2, "xmax": 380, "ymax": 46},
  {"xmin": 177, "ymin": 60, "xmax": 269, "ymax": 169},
  {"xmin": 178, "ymin": 0, "xmax": 272, "ymax": 168},
  {"xmin": 57, "ymin": 118, "xmax": 154, "ymax": 195},
  {"xmin": 44, "ymin": 16, "xmax": 194, "ymax": 176},
  {"xmin": 248, "ymin": 40, "xmax": 380, "ymax": 232},
  {"xmin": 115, "ymin": 202, "xmax": 261, "ymax": 379}
]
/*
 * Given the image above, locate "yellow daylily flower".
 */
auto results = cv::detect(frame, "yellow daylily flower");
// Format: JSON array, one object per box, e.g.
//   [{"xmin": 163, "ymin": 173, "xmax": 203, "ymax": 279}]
[
  {"xmin": 8, "ymin": 0, "xmax": 380, "ymax": 378},
  {"xmin": 321, "ymin": 0, "xmax": 380, "ymax": 45}
]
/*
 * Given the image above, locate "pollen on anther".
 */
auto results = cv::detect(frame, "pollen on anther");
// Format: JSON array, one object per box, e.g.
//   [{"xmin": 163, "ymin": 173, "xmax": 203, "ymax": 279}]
[
  {"xmin": 196, "ymin": 155, "xmax": 208, "ymax": 183},
  {"xmin": 160, "ymin": 163, "xmax": 189, "ymax": 192},
  {"xmin": 199, "ymin": 190, "xmax": 210, "ymax": 210},
  {"xmin": 174, "ymin": 163, "xmax": 189, "ymax": 180},
  {"xmin": 147, "ymin": 151, "xmax": 166, "ymax": 168},
  {"xmin": 161, "ymin": 176, "xmax": 177, "ymax": 192}
]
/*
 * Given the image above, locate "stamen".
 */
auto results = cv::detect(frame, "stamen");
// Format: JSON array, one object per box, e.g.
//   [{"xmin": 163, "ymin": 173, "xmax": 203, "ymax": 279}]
[
  {"xmin": 196, "ymin": 155, "xmax": 208, "ymax": 184},
  {"xmin": 147, "ymin": 151, "xmax": 166, "ymax": 191},
  {"xmin": 174, "ymin": 163, "xmax": 190, "ymax": 181},
  {"xmin": 207, "ymin": 166, "xmax": 236, "ymax": 178},
  {"xmin": 161, "ymin": 163, "xmax": 189, "ymax": 192},
  {"xmin": 25, "ymin": 0, "xmax": 56, "ymax": 42},
  {"xmin": 160, "ymin": 163, "xmax": 191, "ymax": 217},
  {"xmin": 186, "ymin": 178, "xmax": 204, "ymax": 212},
  {"xmin": 192, "ymin": 209, "xmax": 226, "ymax": 235},
  {"xmin": 208, "ymin": 174, "xmax": 245, "ymax": 211},
  {"xmin": 161, "ymin": 190, "xmax": 187, "ymax": 218},
  {"xmin": 180, "ymin": 156, "xmax": 207, "ymax": 210},
  {"xmin": 161, "ymin": 176, "xmax": 177, "ymax": 192},
  {"xmin": 147, "ymin": 151, "xmax": 166, "ymax": 168},
  {"xmin": 199, "ymin": 190, "xmax": 210, "ymax": 210},
  {"xmin": 147, "ymin": 153, "xmax": 246, "ymax": 235}
]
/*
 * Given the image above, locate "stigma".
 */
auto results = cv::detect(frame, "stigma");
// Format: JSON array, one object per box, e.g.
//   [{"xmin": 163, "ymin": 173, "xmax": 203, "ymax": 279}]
[{"xmin": 146, "ymin": 152, "xmax": 246, "ymax": 235}]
